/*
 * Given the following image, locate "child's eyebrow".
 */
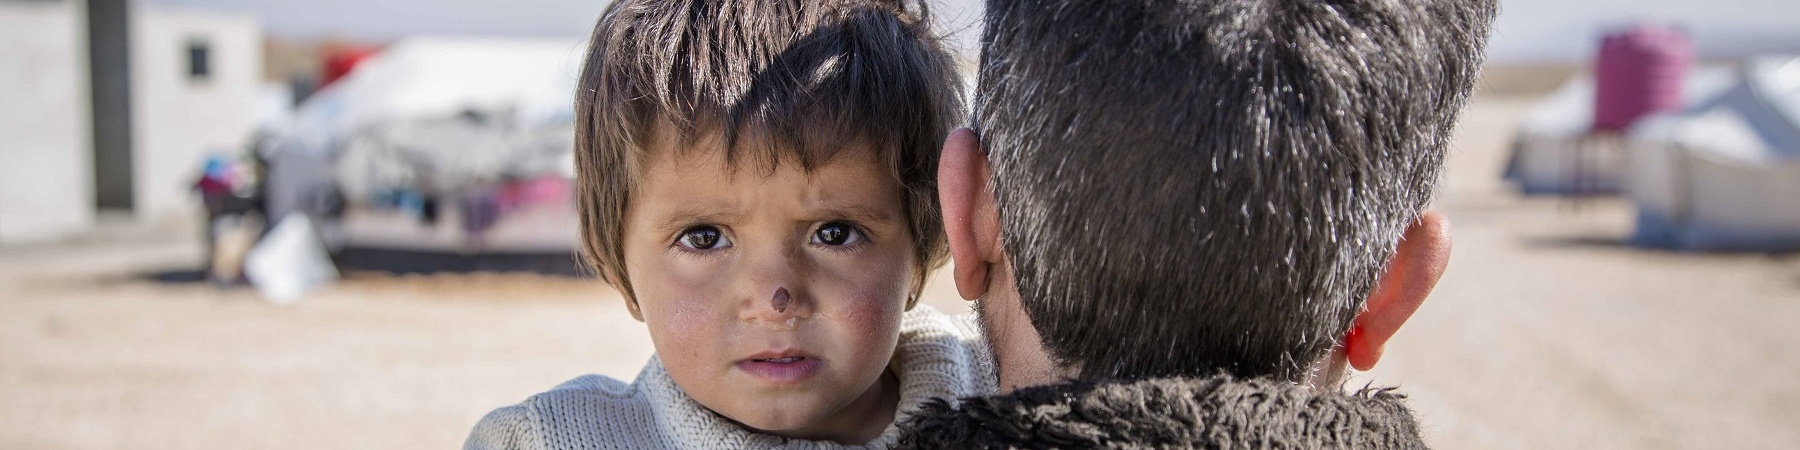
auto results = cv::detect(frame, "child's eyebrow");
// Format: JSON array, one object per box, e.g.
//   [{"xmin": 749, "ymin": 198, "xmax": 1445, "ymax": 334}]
[
  {"xmin": 807, "ymin": 204, "xmax": 896, "ymax": 225},
  {"xmin": 651, "ymin": 206, "xmax": 745, "ymax": 232}
]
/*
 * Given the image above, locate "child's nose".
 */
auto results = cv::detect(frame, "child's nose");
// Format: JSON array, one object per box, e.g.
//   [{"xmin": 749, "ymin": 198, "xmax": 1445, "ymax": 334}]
[
  {"xmin": 743, "ymin": 285, "xmax": 812, "ymax": 327},
  {"xmin": 770, "ymin": 287, "xmax": 792, "ymax": 313},
  {"xmin": 738, "ymin": 248, "xmax": 814, "ymax": 326}
]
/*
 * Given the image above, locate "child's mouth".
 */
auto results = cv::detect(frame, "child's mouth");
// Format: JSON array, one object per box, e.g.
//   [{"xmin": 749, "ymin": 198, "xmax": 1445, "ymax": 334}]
[{"xmin": 735, "ymin": 355, "xmax": 823, "ymax": 382}]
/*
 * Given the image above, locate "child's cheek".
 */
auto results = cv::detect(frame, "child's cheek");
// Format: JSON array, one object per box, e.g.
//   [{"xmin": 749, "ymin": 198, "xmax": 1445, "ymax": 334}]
[
  {"xmin": 815, "ymin": 257, "xmax": 909, "ymax": 338},
  {"xmin": 827, "ymin": 289, "xmax": 889, "ymax": 329},
  {"xmin": 658, "ymin": 293, "xmax": 714, "ymax": 338},
  {"xmin": 642, "ymin": 263, "xmax": 735, "ymax": 360}
]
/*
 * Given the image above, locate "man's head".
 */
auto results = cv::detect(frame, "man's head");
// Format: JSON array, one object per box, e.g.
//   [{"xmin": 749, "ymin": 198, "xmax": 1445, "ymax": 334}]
[{"xmin": 941, "ymin": 0, "xmax": 1495, "ymax": 386}]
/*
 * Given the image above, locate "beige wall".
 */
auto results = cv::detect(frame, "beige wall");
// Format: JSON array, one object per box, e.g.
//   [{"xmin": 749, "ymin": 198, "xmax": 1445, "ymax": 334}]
[{"xmin": 0, "ymin": 0, "xmax": 94, "ymax": 244}]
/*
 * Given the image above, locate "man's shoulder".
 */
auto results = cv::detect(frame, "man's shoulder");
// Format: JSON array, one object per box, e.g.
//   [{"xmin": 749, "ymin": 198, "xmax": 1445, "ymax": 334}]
[{"xmin": 897, "ymin": 375, "xmax": 1427, "ymax": 449}]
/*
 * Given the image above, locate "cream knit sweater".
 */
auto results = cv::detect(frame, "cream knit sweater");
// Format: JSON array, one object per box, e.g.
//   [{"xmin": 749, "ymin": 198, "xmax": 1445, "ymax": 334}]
[{"xmin": 464, "ymin": 306, "xmax": 995, "ymax": 450}]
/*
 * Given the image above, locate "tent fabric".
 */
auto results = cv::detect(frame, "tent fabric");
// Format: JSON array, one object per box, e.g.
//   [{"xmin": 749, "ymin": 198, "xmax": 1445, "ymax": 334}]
[
  {"xmin": 1628, "ymin": 57, "xmax": 1800, "ymax": 251},
  {"xmin": 286, "ymin": 36, "xmax": 583, "ymax": 144},
  {"xmin": 259, "ymin": 36, "xmax": 586, "ymax": 253},
  {"xmin": 1502, "ymin": 67, "xmax": 1735, "ymax": 195},
  {"xmin": 334, "ymin": 109, "xmax": 574, "ymax": 201}
]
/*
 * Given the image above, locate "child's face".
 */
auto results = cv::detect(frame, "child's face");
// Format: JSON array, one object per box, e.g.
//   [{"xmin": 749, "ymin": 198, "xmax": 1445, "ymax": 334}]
[{"xmin": 621, "ymin": 139, "xmax": 915, "ymax": 441}]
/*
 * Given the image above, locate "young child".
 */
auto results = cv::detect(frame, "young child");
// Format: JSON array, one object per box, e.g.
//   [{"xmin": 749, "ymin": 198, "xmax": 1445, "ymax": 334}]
[{"xmin": 465, "ymin": 1, "xmax": 990, "ymax": 448}]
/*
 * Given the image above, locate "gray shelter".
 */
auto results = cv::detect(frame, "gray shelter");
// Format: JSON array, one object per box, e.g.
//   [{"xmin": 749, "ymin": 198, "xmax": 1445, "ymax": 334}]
[{"xmin": 1628, "ymin": 57, "xmax": 1800, "ymax": 251}]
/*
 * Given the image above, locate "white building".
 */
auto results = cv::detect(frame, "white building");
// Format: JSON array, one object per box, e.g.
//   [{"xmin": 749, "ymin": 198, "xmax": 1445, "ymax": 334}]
[
  {"xmin": 0, "ymin": 0, "xmax": 263, "ymax": 244},
  {"xmin": 0, "ymin": 0, "xmax": 93, "ymax": 244},
  {"xmin": 129, "ymin": 7, "xmax": 263, "ymax": 223}
]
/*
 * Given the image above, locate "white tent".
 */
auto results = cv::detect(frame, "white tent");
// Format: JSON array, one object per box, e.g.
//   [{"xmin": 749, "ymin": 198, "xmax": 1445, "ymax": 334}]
[
  {"xmin": 259, "ymin": 36, "xmax": 587, "ymax": 254},
  {"xmin": 1627, "ymin": 57, "xmax": 1800, "ymax": 251},
  {"xmin": 1502, "ymin": 67, "xmax": 1735, "ymax": 195},
  {"xmin": 282, "ymin": 36, "xmax": 584, "ymax": 151}
]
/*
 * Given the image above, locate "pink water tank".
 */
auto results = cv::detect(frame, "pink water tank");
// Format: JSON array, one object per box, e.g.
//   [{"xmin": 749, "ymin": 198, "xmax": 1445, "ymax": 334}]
[{"xmin": 1593, "ymin": 24, "xmax": 1693, "ymax": 132}]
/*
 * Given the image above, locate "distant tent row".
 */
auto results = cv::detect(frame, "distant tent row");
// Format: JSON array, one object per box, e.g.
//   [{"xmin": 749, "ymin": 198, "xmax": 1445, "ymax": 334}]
[
  {"xmin": 1501, "ymin": 67, "xmax": 1735, "ymax": 195},
  {"xmin": 1502, "ymin": 56, "xmax": 1800, "ymax": 251}
]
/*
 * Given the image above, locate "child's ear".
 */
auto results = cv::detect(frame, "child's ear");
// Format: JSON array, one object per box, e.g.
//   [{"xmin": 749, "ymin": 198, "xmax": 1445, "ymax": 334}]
[
  {"xmin": 606, "ymin": 273, "xmax": 645, "ymax": 322},
  {"xmin": 904, "ymin": 264, "xmax": 926, "ymax": 311},
  {"xmin": 616, "ymin": 291, "xmax": 644, "ymax": 321},
  {"xmin": 939, "ymin": 128, "xmax": 1004, "ymax": 301},
  {"xmin": 622, "ymin": 295, "xmax": 644, "ymax": 322},
  {"xmin": 1344, "ymin": 210, "xmax": 1451, "ymax": 371}
]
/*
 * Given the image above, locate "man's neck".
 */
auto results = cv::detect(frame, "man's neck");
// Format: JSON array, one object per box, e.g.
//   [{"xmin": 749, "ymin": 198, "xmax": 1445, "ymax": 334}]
[
  {"xmin": 974, "ymin": 280, "xmax": 1072, "ymax": 392},
  {"xmin": 1304, "ymin": 346, "xmax": 1354, "ymax": 391},
  {"xmin": 976, "ymin": 279, "xmax": 1354, "ymax": 394}
]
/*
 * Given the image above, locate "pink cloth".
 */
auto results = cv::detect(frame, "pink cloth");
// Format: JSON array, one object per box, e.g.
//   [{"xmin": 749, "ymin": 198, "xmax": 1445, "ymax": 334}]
[
  {"xmin": 495, "ymin": 177, "xmax": 571, "ymax": 211},
  {"xmin": 197, "ymin": 175, "xmax": 235, "ymax": 196}
]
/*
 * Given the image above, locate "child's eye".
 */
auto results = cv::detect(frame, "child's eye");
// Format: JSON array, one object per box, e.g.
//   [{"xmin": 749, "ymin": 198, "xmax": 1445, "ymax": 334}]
[
  {"xmin": 676, "ymin": 226, "xmax": 730, "ymax": 250},
  {"xmin": 811, "ymin": 222, "xmax": 864, "ymax": 246}
]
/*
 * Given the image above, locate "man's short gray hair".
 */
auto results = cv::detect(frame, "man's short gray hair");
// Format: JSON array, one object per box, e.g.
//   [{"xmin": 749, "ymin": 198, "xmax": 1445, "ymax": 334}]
[{"xmin": 976, "ymin": 0, "xmax": 1496, "ymax": 381}]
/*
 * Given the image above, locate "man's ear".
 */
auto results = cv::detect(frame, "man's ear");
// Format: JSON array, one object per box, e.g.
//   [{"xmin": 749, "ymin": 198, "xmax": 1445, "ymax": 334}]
[
  {"xmin": 939, "ymin": 128, "xmax": 1004, "ymax": 301},
  {"xmin": 1345, "ymin": 210, "xmax": 1452, "ymax": 371}
]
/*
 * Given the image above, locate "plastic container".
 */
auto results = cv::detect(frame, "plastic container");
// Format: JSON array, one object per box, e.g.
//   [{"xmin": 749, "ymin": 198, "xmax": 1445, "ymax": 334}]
[{"xmin": 1593, "ymin": 24, "xmax": 1693, "ymax": 132}]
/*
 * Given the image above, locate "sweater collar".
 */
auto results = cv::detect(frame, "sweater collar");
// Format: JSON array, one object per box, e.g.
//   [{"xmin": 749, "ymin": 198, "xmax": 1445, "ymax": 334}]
[{"xmin": 899, "ymin": 374, "xmax": 1428, "ymax": 449}]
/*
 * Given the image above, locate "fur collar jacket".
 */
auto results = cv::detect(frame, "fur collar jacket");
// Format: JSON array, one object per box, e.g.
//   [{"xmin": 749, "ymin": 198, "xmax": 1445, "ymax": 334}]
[{"xmin": 897, "ymin": 374, "xmax": 1428, "ymax": 449}]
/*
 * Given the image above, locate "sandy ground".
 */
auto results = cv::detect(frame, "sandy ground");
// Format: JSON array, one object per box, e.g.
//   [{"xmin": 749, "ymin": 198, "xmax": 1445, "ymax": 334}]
[{"xmin": 4, "ymin": 96, "xmax": 1799, "ymax": 449}]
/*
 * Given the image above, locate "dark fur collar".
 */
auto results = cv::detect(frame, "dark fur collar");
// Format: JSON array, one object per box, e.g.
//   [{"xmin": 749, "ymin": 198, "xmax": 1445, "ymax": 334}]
[{"xmin": 898, "ymin": 374, "xmax": 1427, "ymax": 449}]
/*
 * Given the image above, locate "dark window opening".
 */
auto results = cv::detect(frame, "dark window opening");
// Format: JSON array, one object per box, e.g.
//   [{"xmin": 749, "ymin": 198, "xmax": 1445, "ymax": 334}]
[{"xmin": 187, "ymin": 40, "xmax": 211, "ymax": 82}]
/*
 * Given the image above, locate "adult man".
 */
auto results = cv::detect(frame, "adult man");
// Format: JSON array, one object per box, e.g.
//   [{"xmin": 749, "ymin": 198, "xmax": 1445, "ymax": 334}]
[{"xmin": 901, "ymin": 0, "xmax": 1497, "ymax": 447}]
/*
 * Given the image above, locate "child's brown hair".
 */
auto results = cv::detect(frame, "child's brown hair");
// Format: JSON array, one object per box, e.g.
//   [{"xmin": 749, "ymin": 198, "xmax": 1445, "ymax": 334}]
[{"xmin": 575, "ymin": 0, "xmax": 963, "ymax": 312}]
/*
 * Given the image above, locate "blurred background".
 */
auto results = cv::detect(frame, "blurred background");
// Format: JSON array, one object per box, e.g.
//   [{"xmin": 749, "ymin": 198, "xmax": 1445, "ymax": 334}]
[{"xmin": 3, "ymin": 0, "xmax": 1800, "ymax": 448}]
